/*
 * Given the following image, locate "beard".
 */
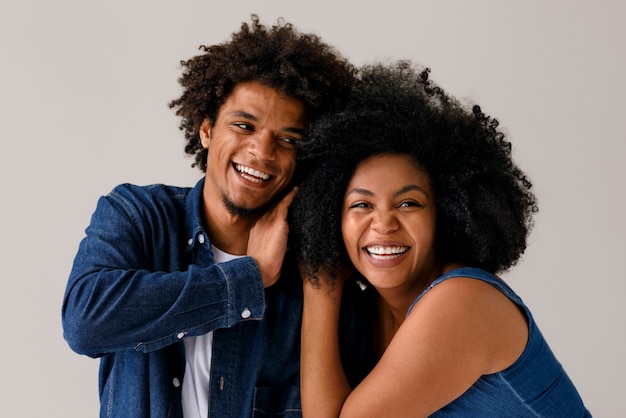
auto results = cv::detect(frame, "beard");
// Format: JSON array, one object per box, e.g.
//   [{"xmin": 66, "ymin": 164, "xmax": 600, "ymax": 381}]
[{"xmin": 222, "ymin": 194, "xmax": 265, "ymax": 218}]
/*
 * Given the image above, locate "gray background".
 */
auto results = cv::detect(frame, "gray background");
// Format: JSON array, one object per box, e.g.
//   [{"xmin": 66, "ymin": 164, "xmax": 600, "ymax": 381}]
[{"xmin": 1, "ymin": 0, "xmax": 624, "ymax": 416}]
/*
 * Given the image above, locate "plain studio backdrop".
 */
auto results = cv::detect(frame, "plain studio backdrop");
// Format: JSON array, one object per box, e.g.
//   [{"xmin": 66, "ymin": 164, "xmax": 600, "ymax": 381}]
[{"xmin": 1, "ymin": 1, "xmax": 623, "ymax": 416}]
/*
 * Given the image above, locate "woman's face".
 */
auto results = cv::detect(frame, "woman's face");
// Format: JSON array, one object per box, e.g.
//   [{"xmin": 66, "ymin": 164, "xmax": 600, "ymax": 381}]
[{"xmin": 341, "ymin": 154, "xmax": 439, "ymax": 293}]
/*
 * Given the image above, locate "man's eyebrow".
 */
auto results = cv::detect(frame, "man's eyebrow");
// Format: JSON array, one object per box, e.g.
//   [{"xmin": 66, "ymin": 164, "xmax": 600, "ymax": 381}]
[
  {"xmin": 227, "ymin": 111, "xmax": 304, "ymax": 134},
  {"xmin": 284, "ymin": 127, "xmax": 305, "ymax": 135},
  {"xmin": 228, "ymin": 110, "xmax": 257, "ymax": 121}
]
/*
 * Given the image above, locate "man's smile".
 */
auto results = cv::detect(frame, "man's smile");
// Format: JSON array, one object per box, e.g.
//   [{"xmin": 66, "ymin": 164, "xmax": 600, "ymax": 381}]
[{"xmin": 234, "ymin": 163, "xmax": 272, "ymax": 183}]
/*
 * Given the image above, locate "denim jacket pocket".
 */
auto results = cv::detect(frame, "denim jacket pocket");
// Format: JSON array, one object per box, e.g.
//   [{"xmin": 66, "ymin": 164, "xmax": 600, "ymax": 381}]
[{"xmin": 252, "ymin": 386, "xmax": 302, "ymax": 417}]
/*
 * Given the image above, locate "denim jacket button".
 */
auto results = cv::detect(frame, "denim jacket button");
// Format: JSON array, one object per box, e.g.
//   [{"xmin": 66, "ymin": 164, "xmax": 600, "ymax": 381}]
[
  {"xmin": 172, "ymin": 378, "xmax": 181, "ymax": 388},
  {"xmin": 241, "ymin": 308, "xmax": 251, "ymax": 319},
  {"xmin": 198, "ymin": 234, "xmax": 205, "ymax": 244},
  {"xmin": 187, "ymin": 238, "xmax": 193, "ymax": 246},
  {"xmin": 176, "ymin": 332, "xmax": 186, "ymax": 339}
]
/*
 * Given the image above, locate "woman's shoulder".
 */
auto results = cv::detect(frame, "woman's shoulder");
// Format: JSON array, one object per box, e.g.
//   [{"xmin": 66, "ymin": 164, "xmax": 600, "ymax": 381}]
[
  {"xmin": 412, "ymin": 272, "xmax": 510, "ymax": 318},
  {"xmin": 408, "ymin": 267, "xmax": 523, "ymax": 316},
  {"xmin": 405, "ymin": 267, "xmax": 530, "ymax": 375}
]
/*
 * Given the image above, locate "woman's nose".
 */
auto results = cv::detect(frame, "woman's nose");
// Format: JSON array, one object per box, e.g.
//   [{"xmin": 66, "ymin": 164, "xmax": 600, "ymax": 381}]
[{"xmin": 371, "ymin": 210, "xmax": 399, "ymax": 234}]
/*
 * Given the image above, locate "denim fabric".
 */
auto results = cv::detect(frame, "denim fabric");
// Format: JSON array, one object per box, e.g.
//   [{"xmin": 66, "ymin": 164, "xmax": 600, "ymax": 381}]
[
  {"xmin": 407, "ymin": 267, "xmax": 592, "ymax": 417},
  {"xmin": 62, "ymin": 179, "xmax": 370, "ymax": 417}
]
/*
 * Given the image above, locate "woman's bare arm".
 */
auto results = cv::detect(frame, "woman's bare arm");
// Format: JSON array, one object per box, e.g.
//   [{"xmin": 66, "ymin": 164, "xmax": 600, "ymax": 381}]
[
  {"xmin": 302, "ymin": 276, "xmax": 528, "ymax": 417},
  {"xmin": 301, "ymin": 276, "xmax": 352, "ymax": 417}
]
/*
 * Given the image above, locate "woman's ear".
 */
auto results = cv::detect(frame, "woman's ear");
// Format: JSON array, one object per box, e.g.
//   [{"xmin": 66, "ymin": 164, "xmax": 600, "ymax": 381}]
[{"xmin": 199, "ymin": 118, "xmax": 212, "ymax": 149}]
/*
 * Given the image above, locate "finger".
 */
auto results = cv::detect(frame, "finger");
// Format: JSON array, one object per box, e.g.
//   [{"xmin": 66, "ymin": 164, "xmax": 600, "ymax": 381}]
[{"xmin": 275, "ymin": 186, "xmax": 299, "ymax": 212}]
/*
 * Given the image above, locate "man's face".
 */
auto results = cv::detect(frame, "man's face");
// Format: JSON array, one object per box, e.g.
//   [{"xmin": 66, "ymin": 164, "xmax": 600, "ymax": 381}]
[{"xmin": 200, "ymin": 81, "xmax": 308, "ymax": 217}]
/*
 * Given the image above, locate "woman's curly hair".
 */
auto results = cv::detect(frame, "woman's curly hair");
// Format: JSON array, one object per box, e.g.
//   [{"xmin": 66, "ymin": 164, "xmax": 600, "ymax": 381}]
[
  {"xmin": 168, "ymin": 15, "xmax": 356, "ymax": 171},
  {"xmin": 290, "ymin": 61, "xmax": 538, "ymax": 284}
]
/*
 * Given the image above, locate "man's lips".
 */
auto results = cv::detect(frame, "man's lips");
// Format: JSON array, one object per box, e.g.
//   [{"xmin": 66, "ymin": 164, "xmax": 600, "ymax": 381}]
[{"xmin": 234, "ymin": 163, "xmax": 272, "ymax": 183}]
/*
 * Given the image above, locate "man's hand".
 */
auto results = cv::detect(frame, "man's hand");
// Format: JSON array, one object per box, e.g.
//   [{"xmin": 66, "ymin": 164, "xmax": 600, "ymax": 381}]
[{"xmin": 247, "ymin": 187, "xmax": 298, "ymax": 288}]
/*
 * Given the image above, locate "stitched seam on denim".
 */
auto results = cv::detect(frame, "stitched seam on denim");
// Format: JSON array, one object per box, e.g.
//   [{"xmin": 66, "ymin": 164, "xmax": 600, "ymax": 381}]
[
  {"xmin": 494, "ymin": 373, "xmax": 542, "ymax": 417},
  {"xmin": 133, "ymin": 316, "xmax": 228, "ymax": 350},
  {"xmin": 222, "ymin": 261, "xmax": 233, "ymax": 327},
  {"xmin": 106, "ymin": 380, "xmax": 114, "ymax": 418},
  {"xmin": 108, "ymin": 190, "xmax": 141, "ymax": 231},
  {"xmin": 216, "ymin": 259, "xmax": 264, "ymax": 327}
]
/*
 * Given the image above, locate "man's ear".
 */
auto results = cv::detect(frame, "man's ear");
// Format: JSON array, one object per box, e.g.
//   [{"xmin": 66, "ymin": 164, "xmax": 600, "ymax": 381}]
[{"xmin": 199, "ymin": 118, "xmax": 212, "ymax": 149}]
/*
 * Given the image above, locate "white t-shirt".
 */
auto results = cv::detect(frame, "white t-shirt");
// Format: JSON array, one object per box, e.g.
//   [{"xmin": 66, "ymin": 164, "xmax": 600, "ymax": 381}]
[{"xmin": 182, "ymin": 245, "xmax": 243, "ymax": 418}]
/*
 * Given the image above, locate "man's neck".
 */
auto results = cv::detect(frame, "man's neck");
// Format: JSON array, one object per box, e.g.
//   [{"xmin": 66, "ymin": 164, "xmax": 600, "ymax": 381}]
[{"xmin": 203, "ymin": 203, "xmax": 257, "ymax": 256}]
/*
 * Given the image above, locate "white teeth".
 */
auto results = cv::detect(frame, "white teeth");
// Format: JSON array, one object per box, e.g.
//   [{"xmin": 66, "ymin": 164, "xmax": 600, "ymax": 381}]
[
  {"xmin": 235, "ymin": 164, "xmax": 271, "ymax": 182},
  {"xmin": 366, "ymin": 246, "xmax": 409, "ymax": 259}
]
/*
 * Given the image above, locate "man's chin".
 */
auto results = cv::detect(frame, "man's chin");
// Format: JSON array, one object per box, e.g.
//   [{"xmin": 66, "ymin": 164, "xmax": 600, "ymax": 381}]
[{"xmin": 223, "ymin": 195, "xmax": 264, "ymax": 218}]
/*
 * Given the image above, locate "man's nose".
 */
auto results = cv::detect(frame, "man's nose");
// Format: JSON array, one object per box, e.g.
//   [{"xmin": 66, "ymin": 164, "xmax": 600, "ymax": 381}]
[{"xmin": 248, "ymin": 131, "xmax": 276, "ymax": 160}]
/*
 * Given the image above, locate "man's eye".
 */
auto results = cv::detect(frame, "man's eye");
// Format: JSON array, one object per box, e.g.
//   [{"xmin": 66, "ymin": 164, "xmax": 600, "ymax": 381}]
[
  {"xmin": 280, "ymin": 137, "xmax": 300, "ymax": 146},
  {"xmin": 234, "ymin": 123, "xmax": 253, "ymax": 131}
]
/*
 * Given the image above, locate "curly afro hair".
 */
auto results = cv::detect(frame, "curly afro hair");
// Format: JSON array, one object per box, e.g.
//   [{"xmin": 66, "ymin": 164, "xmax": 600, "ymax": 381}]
[
  {"xmin": 290, "ymin": 61, "xmax": 538, "ymax": 283},
  {"xmin": 168, "ymin": 15, "xmax": 356, "ymax": 171}
]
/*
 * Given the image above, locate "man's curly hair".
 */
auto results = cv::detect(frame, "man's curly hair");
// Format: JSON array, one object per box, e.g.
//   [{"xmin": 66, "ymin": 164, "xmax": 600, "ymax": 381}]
[
  {"xmin": 290, "ymin": 61, "xmax": 538, "ymax": 284},
  {"xmin": 168, "ymin": 15, "xmax": 356, "ymax": 171}
]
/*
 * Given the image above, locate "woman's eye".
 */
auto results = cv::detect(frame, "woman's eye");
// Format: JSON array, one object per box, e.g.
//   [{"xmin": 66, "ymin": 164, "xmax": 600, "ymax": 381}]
[
  {"xmin": 348, "ymin": 202, "xmax": 371, "ymax": 209},
  {"xmin": 399, "ymin": 201, "xmax": 423, "ymax": 208}
]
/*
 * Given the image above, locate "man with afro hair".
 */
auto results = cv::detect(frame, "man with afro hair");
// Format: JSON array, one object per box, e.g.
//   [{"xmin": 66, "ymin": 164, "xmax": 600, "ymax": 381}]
[{"xmin": 62, "ymin": 15, "xmax": 363, "ymax": 418}]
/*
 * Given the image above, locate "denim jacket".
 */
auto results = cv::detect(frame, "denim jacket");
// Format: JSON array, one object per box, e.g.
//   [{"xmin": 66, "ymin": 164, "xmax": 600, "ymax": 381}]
[{"xmin": 62, "ymin": 179, "xmax": 371, "ymax": 418}]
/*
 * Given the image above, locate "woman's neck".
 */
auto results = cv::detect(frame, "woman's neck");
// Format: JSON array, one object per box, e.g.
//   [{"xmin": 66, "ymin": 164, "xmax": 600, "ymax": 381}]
[
  {"xmin": 372, "ymin": 261, "xmax": 454, "ymax": 356},
  {"xmin": 372, "ymin": 295, "xmax": 405, "ymax": 357}
]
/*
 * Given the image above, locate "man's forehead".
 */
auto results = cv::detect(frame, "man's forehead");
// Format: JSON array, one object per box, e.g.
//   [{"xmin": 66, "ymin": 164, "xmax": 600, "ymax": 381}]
[{"xmin": 218, "ymin": 82, "xmax": 308, "ymax": 126}]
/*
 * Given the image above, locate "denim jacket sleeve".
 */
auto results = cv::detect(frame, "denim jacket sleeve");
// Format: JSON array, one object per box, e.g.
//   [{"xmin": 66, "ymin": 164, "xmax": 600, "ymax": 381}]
[{"xmin": 62, "ymin": 184, "xmax": 265, "ymax": 358}]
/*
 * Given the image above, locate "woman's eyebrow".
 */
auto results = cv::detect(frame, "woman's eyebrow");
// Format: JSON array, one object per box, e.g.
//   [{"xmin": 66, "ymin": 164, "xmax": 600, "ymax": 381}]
[
  {"xmin": 394, "ymin": 184, "xmax": 430, "ymax": 198},
  {"xmin": 345, "ymin": 187, "xmax": 374, "ymax": 197}
]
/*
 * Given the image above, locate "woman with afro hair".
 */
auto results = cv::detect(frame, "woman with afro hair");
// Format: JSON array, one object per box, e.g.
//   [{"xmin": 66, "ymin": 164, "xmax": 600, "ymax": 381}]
[{"xmin": 291, "ymin": 61, "xmax": 590, "ymax": 417}]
